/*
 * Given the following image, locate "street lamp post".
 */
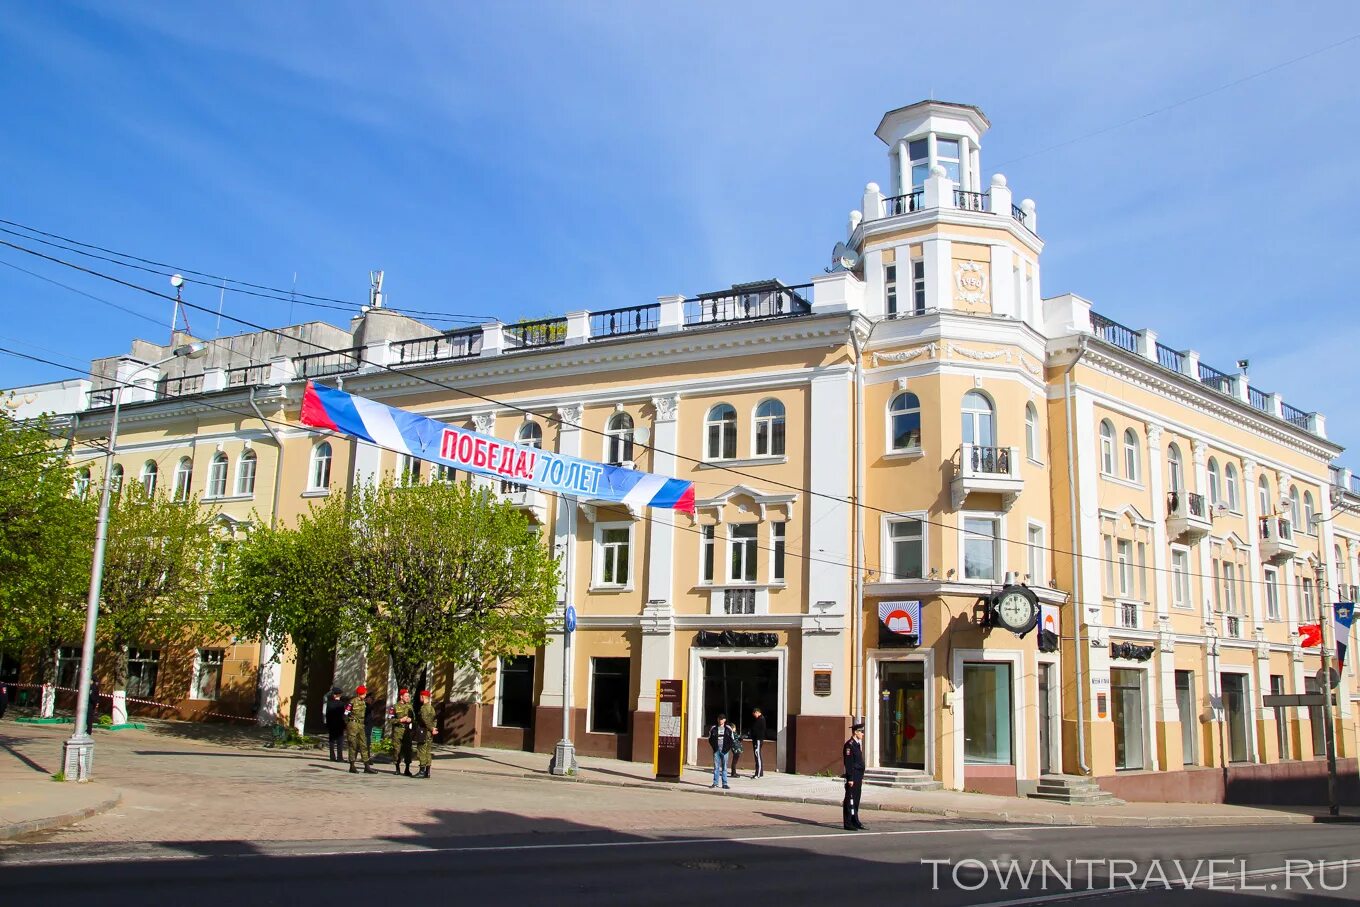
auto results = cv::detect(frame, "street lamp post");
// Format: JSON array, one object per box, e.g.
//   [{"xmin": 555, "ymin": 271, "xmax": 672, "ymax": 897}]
[{"xmin": 61, "ymin": 340, "xmax": 207, "ymax": 781}]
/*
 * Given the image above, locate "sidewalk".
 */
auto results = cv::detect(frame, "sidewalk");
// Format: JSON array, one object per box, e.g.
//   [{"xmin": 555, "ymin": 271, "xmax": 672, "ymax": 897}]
[
  {"xmin": 435, "ymin": 745, "xmax": 1329, "ymax": 827},
  {"xmin": 0, "ymin": 730, "xmax": 121, "ymax": 840}
]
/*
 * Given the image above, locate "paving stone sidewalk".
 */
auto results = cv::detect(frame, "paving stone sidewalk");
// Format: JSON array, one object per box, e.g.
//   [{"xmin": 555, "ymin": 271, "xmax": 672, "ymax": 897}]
[{"xmin": 0, "ymin": 727, "xmax": 120, "ymax": 840}]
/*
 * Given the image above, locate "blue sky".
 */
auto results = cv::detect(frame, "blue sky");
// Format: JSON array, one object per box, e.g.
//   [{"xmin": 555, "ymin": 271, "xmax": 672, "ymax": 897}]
[{"xmin": 1, "ymin": 3, "xmax": 1358, "ymax": 457}]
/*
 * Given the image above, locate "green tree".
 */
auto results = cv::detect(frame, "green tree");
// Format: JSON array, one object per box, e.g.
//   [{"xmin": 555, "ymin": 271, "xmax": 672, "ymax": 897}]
[
  {"xmin": 0, "ymin": 410, "xmax": 93, "ymax": 684},
  {"xmin": 344, "ymin": 480, "xmax": 559, "ymax": 691},
  {"xmin": 99, "ymin": 483, "xmax": 221, "ymax": 691}
]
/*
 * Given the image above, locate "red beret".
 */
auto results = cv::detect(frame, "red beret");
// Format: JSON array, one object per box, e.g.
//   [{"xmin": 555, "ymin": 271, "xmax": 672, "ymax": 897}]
[
  {"xmin": 419, "ymin": 689, "xmax": 431, "ymax": 697},
  {"xmin": 355, "ymin": 685, "xmax": 367, "ymax": 695},
  {"xmin": 398, "ymin": 688, "xmax": 409, "ymax": 695}
]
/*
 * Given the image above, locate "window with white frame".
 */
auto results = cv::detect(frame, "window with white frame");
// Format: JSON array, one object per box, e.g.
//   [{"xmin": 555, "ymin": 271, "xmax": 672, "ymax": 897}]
[
  {"xmin": 398, "ymin": 453, "xmax": 423, "ymax": 486},
  {"xmin": 907, "ymin": 137, "xmax": 930, "ymax": 188},
  {"xmin": 771, "ymin": 521, "xmax": 786, "ymax": 583},
  {"xmin": 110, "ymin": 463, "xmax": 124, "ymax": 493},
  {"xmin": 911, "ymin": 259, "xmax": 926, "ymax": 314},
  {"xmin": 140, "ymin": 460, "xmax": 158, "ymax": 497},
  {"xmin": 1099, "ymin": 421, "xmax": 1115, "ymax": 475},
  {"xmin": 700, "ymin": 524, "xmax": 715, "ymax": 583},
  {"xmin": 1027, "ymin": 523, "xmax": 1044, "ymax": 584},
  {"xmin": 434, "ymin": 463, "xmax": 459, "ymax": 484},
  {"xmin": 172, "ymin": 456, "xmax": 193, "ymax": 502},
  {"xmin": 1136, "ymin": 541, "xmax": 1148, "ymax": 600},
  {"xmin": 1264, "ymin": 567, "xmax": 1281, "ymax": 620},
  {"xmin": 1303, "ymin": 491, "xmax": 1316, "ymax": 533},
  {"xmin": 961, "ymin": 391, "xmax": 995, "ymax": 448},
  {"xmin": 1302, "ymin": 576, "xmax": 1316, "ymax": 622},
  {"xmin": 309, "ymin": 442, "xmax": 332, "ymax": 491},
  {"xmin": 885, "ymin": 263, "xmax": 898, "ymax": 315},
  {"xmin": 1171, "ymin": 548, "xmax": 1191, "ymax": 608},
  {"xmin": 1167, "ymin": 444, "xmax": 1184, "ymax": 493},
  {"xmin": 1225, "ymin": 463, "xmax": 1239, "ymax": 512},
  {"xmin": 74, "ymin": 467, "xmax": 91, "ymax": 500},
  {"xmin": 1117, "ymin": 539, "xmax": 1133, "ymax": 596},
  {"xmin": 753, "ymin": 399, "xmax": 786, "ymax": 457},
  {"xmin": 1122, "ymin": 429, "xmax": 1140, "ymax": 482},
  {"xmin": 191, "ymin": 648, "xmax": 224, "ymax": 700},
  {"xmin": 1289, "ymin": 486, "xmax": 1301, "ymax": 529},
  {"xmin": 1221, "ymin": 561, "xmax": 1238, "ymax": 613},
  {"xmin": 1258, "ymin": 476, "xmax": 1270, "ymax": 516},
  {"xmin": 963, "ymin": 516, "xmax": 1000, "ymax": 581},
  {"xmin": 1207, "ymin": 458, "xmax": 1221, "ymax": 506},
  {"xmin": 1119, "ymin": 600, "xmax": 1139, "ymax": 629},
  {"xmin": 888, "ymin": 518, "xmax": 924, "ymax": 580},
  {"xmin": 596, "ymin": 524, "xmax": 631, "ymax": 587},
  {"xmin": 705, "ymin": 404, "xmax": 737, "ymax": 461},
  {"xmin": 934, "ymin": 137, "xmax": 961, "ymax": 185},
  {"xmin": 126, "ymin": 647, "xmax": 160, "ymax": 699},
  {"xmin": 605, "ymin": 412, "xmax": 634, "ymax": 465},
  {"xmin": 729, "ymin": 523, "xmax": 758, "ymax": 582},
  {"xmin": 889, "ymin": 392, "xmax": 921, "ymax": 451},
  {"xmin": 235, "ymin": 449, "xmax": 257, "ymax": 496},
  {"xmin": 206, "ymin": 452, "xmax": 228, "ymax": 498},
  {"xmin": 1024, "ymin": 403, "xmax": 1040, "ymax": 461},
  {"xmin": 517, "ymin": 420, "xmax": 543, "ymax": 448}
]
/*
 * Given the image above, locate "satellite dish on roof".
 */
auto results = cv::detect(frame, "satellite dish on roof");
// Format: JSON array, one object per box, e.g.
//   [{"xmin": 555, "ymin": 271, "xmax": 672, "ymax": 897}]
[{"xmin": 830, "ymin": 241, "xmax": 861, "ymax": 273}]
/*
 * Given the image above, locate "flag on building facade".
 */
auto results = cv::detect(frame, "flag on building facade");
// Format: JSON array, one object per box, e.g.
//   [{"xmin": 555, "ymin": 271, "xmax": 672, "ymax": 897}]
[
  {"xmin": 300, "ymin": 381, "xmax": 695, "ymax": 513},
  {"xmin": 1335, "ymin": 602, "xmax": 1355, "ymax": 669},
  {"xmin": 1298, "ymin": 623, "xmax": 1323, "ymax": 649}
]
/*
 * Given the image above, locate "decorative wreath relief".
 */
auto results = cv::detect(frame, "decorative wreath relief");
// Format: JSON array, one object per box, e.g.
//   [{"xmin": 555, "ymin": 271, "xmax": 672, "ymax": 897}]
[{"xmin": 954, "ymin": 261, "xmax": 988, "ymax": 305}]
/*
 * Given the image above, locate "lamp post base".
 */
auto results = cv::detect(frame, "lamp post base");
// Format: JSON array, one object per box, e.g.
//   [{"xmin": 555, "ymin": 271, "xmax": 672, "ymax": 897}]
[
  {"xmin": 62, "ymin": 734, "xmax": 94, "ymax": 781},
  {"xmin": 549, "ymin": 739, "xmax": 577, "ymax": 776}
]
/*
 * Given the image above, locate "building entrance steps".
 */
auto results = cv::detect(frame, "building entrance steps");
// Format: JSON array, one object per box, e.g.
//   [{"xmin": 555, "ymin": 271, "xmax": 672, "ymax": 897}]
[
  {"xmin": 862, "ymin": 767, "xmax": 944, "ymax": 791},
  {"xmin": 1028, "ymin": 774, "xmax": 1125, "ymax": 806}
]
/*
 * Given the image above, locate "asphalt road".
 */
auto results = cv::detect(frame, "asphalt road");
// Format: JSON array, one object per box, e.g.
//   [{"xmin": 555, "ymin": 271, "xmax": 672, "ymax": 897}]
[{"xmin": 5, "ymin": 819, "xmax": 1357, "ymax": 905}]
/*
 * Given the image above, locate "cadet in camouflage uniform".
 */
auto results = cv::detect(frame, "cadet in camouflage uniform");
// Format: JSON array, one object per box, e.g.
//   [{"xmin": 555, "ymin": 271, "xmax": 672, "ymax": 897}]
[
  {"xmin": 390, "ymin": 688, "xmax": 414, "ymax": 776},
  {"xmin": 415, "ymin": 689, "xmax": 439, "ymax": 778},
  {"xmin": 346, "ymin": 685, "xmax": 375, "ymax": 774}
]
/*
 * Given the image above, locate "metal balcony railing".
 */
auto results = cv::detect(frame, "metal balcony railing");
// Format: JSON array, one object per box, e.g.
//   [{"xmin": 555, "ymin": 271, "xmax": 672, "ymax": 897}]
[
  {"xmin": 590, "ymin": 304, "xmax": 660, "ymax": 339},
  {"xmin": 882, "ymin": 191, "xmax": 924, "ymax": 217},
  {"xmin": 1089, "ymin": 312, "xmax": 1139, "ymax": 354},
  {"xmin": 1197, "ymin": 362, "xmax": 1235, "ymax": 395},
  {"xmin": 392, "ymin": 329, "xmax": 482, "ymax": 365},
  {"xmin": 1168, "ymin": 490, "xmax": 1208, "ymax": 520},
  {"xmin": 156, "ymin": 373, "xmax": 205, "ymax": 399},
  {"xmin": 1280, "ymin": 403, "xmax": 1310, "ymax": 430},
  {"xmin": 723, "ymin": 588, "xmax": 756, "ymax": 615},
  {"xmin": 967, "ymin": 445, "xmax": 1012, "ymax": 476},
  {"xmin": 504, "ymin": 318, "xmax": 567, "ymax": 349},
  {"xmin": 1247, "ymin": 386, "xmax": 1272, "ymax": 413},
  {"xmin": 226, "ymin": 364, "xmax": 271, "ymax": 388},
  {"xmin": 954, "ymin": 189, "xmax": 988, "ymax": 212},
  {"xmin": 1156, "ymin": 343, "xmax": 1184, "ymax": 373},
  {"xmin": 87, "ymin": 387, "xmax": 116, "ymax": 408},
  {"xmin": 293, "ymin": 347, "xmax": 363, "ymax": 379},
  {"xmin": 684, "ymin": 281, "xmax": 811, "ymax": 326}
]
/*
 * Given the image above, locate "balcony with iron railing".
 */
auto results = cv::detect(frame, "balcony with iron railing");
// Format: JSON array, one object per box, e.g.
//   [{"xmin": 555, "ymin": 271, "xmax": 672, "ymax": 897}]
[
  {"xmin": 293, "ymin": 347, "xmax": 364, "ymax": 380},
  {"xmin": 863, "ymin": 170, "xmax": 1036, "ymax": 234},
  {"xmin": 1259, "ymin": 515, "xmax": 1297, "ymax": 562},
  {"xmin": 226, "ymin": 364, "xmax": 271, "ymax": 388},
  {"xmin": 392, "ymin": 329, "xmax": 482, "ymax": 365},
  {"xmin": 504, "ymin": 317, "xmax": 568, "ymax": 349},
  {"xmin": 156, "ymin": 373, "xmax": 205, "ymax": 399},
  {"xmin": 497, "ymin": 478, "xmax": 546, "ymax": 521},
  {"xmin": 684, "ymin": 281, "xmax": 812, "ymax": 326},
  {"xmin": 590, "ymin": 304, "xmax": 660, "ymax": 339},
  {"xmin": 1167, "ymin": 490, "xmax": 1212, "ymax": 541},
  {"xmin": 951, "ymin": 443, "xmax": 1022, "ymax": 510}
]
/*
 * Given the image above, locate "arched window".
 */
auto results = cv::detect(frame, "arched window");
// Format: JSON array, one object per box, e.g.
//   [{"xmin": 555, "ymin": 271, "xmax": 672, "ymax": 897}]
[
  {"xmin": 705, "ymin": 404, "xmax": 737, "ymax": 461},
  {"xmin": 889, "ymin": 392, "xmax": 921, "ymax": 451},
  {"xmin": 1206, "ymin": 458, "xmax": 1221, "ymax": 506},
  {"xmin": 517, "ymin": 421, "xmax": 542, "ymax": 449},
  {"xmin": 1289, "ymin": 485, "xmax": 1301, "ymax": 528},
  {"xmin": 1224, "ymin": 463, "xmax": 1239, "ymax": 512},
  {"xmin": 207, "ymin": 452, "xmax": 228, "ymax": 498},
  {"xmin": 1167, "ymin": 444, "xmax": 1184, "ymax": 493},
  {"xmin": 309, "ymin": 442, "xmax": 332, "ymax": 491},
  {"xmin": 961, "ymin": 391, "xmax": 995, "ymax": 449},
  {"xmin": 1122, "ymin": 429, "xmax": 1140, "ymax": 481},
  {"xmin": 236, "ymin": 450, "xmax": 257, "ymax": 497},
  {"xmin": 1099, "ymin": 420, "xmax": 1115, "ymax": 474},
  {"xmin": 1024, "ymin": 402, "xmax": 1040, "ymax": 461},
  {"xmin": 605, "ymin": 412, "xmax": 634, "ymax": 465},
  {"xmin": 74, "ymin": 467, "xmax": 91, "ymax": 500},
  {"xmin": 753, "ymin": 399, "xmax": 786, "ymax": 457},
  {"xmin": 110, "ymin": 463, "xmax": 124, "ymax": 494},
  {"xmin": 1303, "ymin": 491, "xmax": 1316, "ymax": 532},
  {"xmin": 172, "ymin": 456, "xmax": 194, "ymax": 502},
  {"xmin": 140, "ymin": 460, "xmax": 158, "ymax": 497},
  {"xmin": 1258, "ymin": 475, "xmax": 1270, "ymax": 515}
]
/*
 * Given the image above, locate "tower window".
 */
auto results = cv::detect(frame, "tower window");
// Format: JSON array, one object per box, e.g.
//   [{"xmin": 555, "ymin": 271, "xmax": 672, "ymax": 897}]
[
  {"xmin": 908, "ymin": 138, "xmax": 929, "ymax": 188},
  {"xmin": 935, "ymin": 138, "xmax": 961, "ymax": 184}
]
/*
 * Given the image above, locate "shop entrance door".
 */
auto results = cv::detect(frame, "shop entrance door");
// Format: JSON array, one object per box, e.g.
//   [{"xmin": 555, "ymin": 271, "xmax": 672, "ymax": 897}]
[
  {"xmin": 701, "ymin": 658, "xmax": 778, "ymax": 742},
  {"xmin": 1037, "ymin": 662, "xmax": 1054, "ymax": 775},
  {"xmin": 877, "ymin": 661, "xmax": 925, "ymax": 769}
]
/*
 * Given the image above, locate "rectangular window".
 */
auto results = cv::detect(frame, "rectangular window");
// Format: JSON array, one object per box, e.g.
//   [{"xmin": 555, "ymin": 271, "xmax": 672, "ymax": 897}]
[
  {"xmin": 935, "ymin": 137, "xmax": 961, "ymax": 184},
  {"xmin": 701, "ymin": 525, "xmax": 715, "ymax": 584},
  {"xmin": 497, "ymin": 655, "xmax": 534, "ymax": 729},
  {"xmin": 1027, "ymin": 525, "xmax": 1044, "ymax": 584},
  {"xmin": 1221, "ymin": 673, "xmax": 1250, "ymax": 763},
  {"xmin": 599, "ymin": 527, "xmax": 630, "ymax": 587},
  {"xmin": 589, "ymin": 657, "xmax": 630, "ymax": 735},
  {"xmin": 1265, "ymin": 568, "xmax": 1281, "ymax": 620},
  {"xmin": 908, "ymin": 138, "xmax": 929, "ymax": 188},
  {"xmin": 1302, "ymin": 577, "xmax": 1316, "ymax": 622},
  {"xmin": 1119, "ymin": 601, "xmax": 1139, "ymax": 629},
  {"xmin": 56, "ymin": 646, "xmax": 82, "ymax": 689},
  {"xmin": 963, "ymin": 662, "xmax": 1012, "ymax": 765},
  {"xmin": 1212, "ymin": 558, "xmax": 1222, "ymax": 612},
  {"xmin": 889, "ymin": 519, "xmax": 924, "ymax": 580},
  {"xmin": 772, "ymin": 522, "xmax": 786, "ymax": 583},
  {"xmin": 963, "ymin": 517, "xmax": 999, "ymax": 581},
  {"xmin": 1271, "ymin": 675, "xmax": 1290, "ymax": 760},
  {"xmin": 1103, "ymin": 535, "xmax": 1114, "ymax": 593},
  {"xmin": 1175, "ymin": 670, "xmax": 1197, "ymax": 765},
  {"xmin": 911, "ymin": 259, "xmax": 926, "ymax": 314},
  {"xmin": 1222, "ymin": 562, "xmax": 1237, "ymax": 613},
  {"xmin": 1117, "ymin": 540, "xmax": 1133, "ymax": 596},
  {"xmin": 729, "ymin": 523, "xmax": 757, "ymax": 582},
  {"xmin": 126, "ymin": 647, "xmax": 160, "ymax": 700},
  {"xmin": 398, "ymin": 454, "xmax": 423, "ymax": 486},
  {"xmin": 191, "ymin": 648, "xmax": 224, "ymax": 701},
  {"xmin": 885, "ymin": 264, "xmax": 898, "ymax": 316},
  {"xmin": 1171, "ymin": 550, "xmax": 1191, "ymax": 608},
  {"xmin": 1136, "ymin": 541, "xmax": 1147, "ymax": 601}
]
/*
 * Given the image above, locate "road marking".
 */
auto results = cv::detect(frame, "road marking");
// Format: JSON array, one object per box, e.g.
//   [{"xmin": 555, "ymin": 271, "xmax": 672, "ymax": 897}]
[{"xmin": 4, "ymin": 823, "xmax": 1083, "ymax": 866}]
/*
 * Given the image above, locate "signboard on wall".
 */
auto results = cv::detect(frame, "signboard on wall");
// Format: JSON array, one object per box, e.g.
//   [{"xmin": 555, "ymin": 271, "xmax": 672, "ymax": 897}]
[
  {"xmin": 877, "ymin": 600, "xmax": 922, "ymax": 647},
  {"xmin": 654, "ymin": 679, "xmax": 684, "ymax": 780},
  {"xmin": 813, "ymin": 662, "xmax": 833, "ymax": 696}
]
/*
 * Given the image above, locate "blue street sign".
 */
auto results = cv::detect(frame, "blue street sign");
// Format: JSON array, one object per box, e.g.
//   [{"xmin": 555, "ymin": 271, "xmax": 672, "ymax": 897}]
[{"xmin": 565, "ymin": 605, "xmax": 577, "ymax": 634}]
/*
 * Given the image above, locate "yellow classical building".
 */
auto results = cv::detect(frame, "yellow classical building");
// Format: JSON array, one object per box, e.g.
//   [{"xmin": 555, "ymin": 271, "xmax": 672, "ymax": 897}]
[{"xmin": 7, "ymin": 100, "xmax": 1359, "ymax": 804}]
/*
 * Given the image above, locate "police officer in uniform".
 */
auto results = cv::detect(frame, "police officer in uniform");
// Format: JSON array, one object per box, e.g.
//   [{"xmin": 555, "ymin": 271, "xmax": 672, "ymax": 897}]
[
  {"xmin": 842, "ymin": 721, "xmax": 866, "ymax": 830},
  {"xmin": 389, "ymin": 688, "xmax": 414, "ymax": 776},
  {"xmin": 346, "ymin": 685, "xmax": 375, "ymax": 774},
  {"xmin": 414, "ymin": 689, "xmax": 439, "ymax": 778}
]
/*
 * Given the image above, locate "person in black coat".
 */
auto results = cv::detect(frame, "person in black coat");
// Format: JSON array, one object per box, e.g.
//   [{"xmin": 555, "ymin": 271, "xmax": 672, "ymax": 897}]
[
  {"xmin": 842, "ymin": 721, "xmax": 866, "ymax": 830},
  {"xmin": 707, "ymin": 713, "xmax": 734, "ymax": 789},
  {"xmin": 748, "ymin": 707, "xmax": 767, "ymax": 778},
  {"xmin": 324, "ymin": 688, "xmax": 347, "ymax": 762},
  {"xmin": 0, "ymin": 681, "xmax": 9, "ymax": 721}
]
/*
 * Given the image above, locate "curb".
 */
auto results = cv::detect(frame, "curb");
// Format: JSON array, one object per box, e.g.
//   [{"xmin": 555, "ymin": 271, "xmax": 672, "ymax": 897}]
[
  {"xmin": 0, "ymin": 790, "xmax": 122, "ymax": 842},
  {"xmin": 433, "ymin": 757, "xmax": 1320, "ymax": 829}
]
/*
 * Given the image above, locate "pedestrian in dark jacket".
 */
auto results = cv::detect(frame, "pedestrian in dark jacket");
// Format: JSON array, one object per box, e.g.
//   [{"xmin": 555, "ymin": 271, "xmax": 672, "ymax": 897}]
[
  {"xmin": 842, "ymin": 721, "xmax": 866, "ymax": 830},
  {"xmin": 708, "ymin": 713, "xmax": 734, "ymax": 789},
  {"xmin": 0, "ymin": 682, "xmax": 9, "ymax": 721},
  {"xmin": 749, "ymin": 707, "xmax": 767, "ymax": 778},
  {"xmin": 86, "ymin": 680, "xmax": 100, "ymax": 734},
  {"xmin": 324, "ymin": 688, "xmax": 346, "ymax": 762},
  {"xmin": 363, "ymin": 692, "xmax": 383, "ymax": 742}
]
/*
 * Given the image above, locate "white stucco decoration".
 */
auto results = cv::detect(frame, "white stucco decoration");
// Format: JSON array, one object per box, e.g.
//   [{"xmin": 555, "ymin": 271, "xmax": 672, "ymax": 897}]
[{"xmin": 954, "ymin": 261, "xmax": 988, "ymax": 306}]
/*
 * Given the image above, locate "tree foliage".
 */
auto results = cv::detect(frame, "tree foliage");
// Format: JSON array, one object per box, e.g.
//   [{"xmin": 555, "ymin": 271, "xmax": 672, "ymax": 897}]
[{"xmin": 0, "ymin": 411, "xmax": 93, "ymax": 680}]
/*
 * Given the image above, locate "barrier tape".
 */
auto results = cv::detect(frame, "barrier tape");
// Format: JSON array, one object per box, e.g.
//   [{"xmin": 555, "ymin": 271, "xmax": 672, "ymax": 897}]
[{"xmin": 6, "ymin": 682, "xmax": 260, "ymax": 723}]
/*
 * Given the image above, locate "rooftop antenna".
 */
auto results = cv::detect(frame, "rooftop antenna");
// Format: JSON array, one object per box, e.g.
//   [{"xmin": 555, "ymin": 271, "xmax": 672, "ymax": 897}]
[
  {"xmin": 370, "ymin": 270, "xmax": 385, "ymax": 309},
  {"xmin": 289, "ymin": 272, "xmax": 298, "ymax": 324}
]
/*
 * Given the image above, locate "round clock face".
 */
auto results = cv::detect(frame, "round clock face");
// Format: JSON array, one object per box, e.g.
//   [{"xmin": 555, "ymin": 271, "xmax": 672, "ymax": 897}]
[{"xmin": 996, "ymin": 591, "xmax": 1037, "ymax": 631}]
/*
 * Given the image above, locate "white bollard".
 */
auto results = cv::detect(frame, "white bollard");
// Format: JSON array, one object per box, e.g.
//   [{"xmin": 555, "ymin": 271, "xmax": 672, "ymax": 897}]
[
  {"xmin": 41, "ymin": 683, "xmax": 55, "ymax": 718},
  {"xmin": 112, "ymin": 690, "xmax": 128, "ymax": 725}
]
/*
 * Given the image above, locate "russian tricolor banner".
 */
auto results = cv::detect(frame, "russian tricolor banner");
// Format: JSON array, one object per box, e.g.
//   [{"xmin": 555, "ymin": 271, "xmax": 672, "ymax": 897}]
[{"xmin": 300, "ymin": 381, "xmax": 695, "ymax": 514}]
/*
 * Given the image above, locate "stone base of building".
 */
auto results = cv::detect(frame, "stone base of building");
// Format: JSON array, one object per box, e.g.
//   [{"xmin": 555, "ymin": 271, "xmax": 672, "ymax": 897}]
[
  {"xmin": 631, "ymin": 710, "xmax": 656, "ymax": 763},
  {"xmin": 1098, "ymin": 758, "xmax": 1360, "ymax": 806},
  {"xmin": 963, "ymin": 764, "xmax": 1018, "ymax": 797},
  {"xmin": 438, "ymin": 699, "xmax": 479, "ymax": 746},
  {"xmin": 791, "ymin": 714, "xmax": 850, "ymax": 775},
  {"xmin": 529, "ymin": 706, "xmax": 634, "ymax": 760}
]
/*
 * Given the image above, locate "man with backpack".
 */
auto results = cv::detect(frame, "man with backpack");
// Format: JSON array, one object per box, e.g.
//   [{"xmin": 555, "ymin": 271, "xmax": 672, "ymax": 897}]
[{"xmin": 708, "ymin": 713, "xmax": 734, "ymax": 789}]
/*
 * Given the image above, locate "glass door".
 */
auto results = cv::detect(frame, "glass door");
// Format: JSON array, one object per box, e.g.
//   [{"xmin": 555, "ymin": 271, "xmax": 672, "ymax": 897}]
[
  {"xmin": 1221, "ymin": 673, "xmax": 1250, "ymax": 763},
  {"xmin": 1037, "ymin": 662, "xmax": 1054, "ymax": 775},
  {"xmin": 877, "ymin": 662, "xmax": 925, "ymax": 769},
  {"xmin": 1112, "ymin": 668, "xmax": 1145, "ymax": 770}
]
